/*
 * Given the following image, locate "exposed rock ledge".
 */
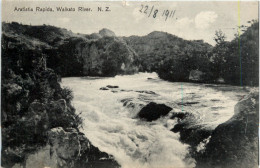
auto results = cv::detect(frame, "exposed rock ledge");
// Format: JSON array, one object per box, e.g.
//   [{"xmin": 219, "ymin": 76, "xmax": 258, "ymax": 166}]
[
  {"xmin": 12, "ymin": 127, "xmax": 120, "ymax": 168},
  {"xmin": 196, "ymin": 90, "xmax": 259, "ymax": 168}
]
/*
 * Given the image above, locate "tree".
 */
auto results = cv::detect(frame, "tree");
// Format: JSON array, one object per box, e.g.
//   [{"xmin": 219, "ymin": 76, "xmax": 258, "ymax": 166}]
[
  {"xmin": 210, "ymin": 30, "xmax": 229, "ymax": 78},
  {"xmin": 223, "ymin": 20, "xmax": 259, "ymax": 86},
  {"xmin": 214, "ymin": 30, "xmax": 226, "ymax": 45}
]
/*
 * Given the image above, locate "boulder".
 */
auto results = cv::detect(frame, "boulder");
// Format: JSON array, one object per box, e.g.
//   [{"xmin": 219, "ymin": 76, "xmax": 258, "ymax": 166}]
[
  {"xmin": 137, "ymin": 102, "xmax": 172, "ymax": 121},
  {"xmin": 100, "ymin": 87, "xmax": 109, "ymax": 90},
  {"xmin": 120, "ymin": 98, "xmax": 139, "ymax": 109},
  {"xmin": 196, "ymin": 91, "xmax": 259, "ymax": 168},
  {"xmin": 11, "ymin": 146, "xmax": 58, "ymax": 168},
  {"xmin": 170, "ymin": 111, "xmax": 212, "ymax": 155},
  {"xmin": 136, "ymin": 90, "xmax": 157, "ymax": 95},
  {"xmin": 106, "ymin": 85, "xmax": 119, "ymax": 88},
  {"xmin": 11, "ymin": 127, "xmax": 120, "ymax": 168},
  {"xmin": 171, "ymin": 123, "xmax": 212, "ymax": 149},
  {"xmin": 75, "ymin": 133, "xmax": 120, "ymax": 168},
  {"xmin": 177, "ymin": 101, "xmax": 199, "ymax": 106},
  {"xmin": 171, "ymin": 112, "xmax": 190, "ymax": 120},
  {"xmin": 47, "ymin": 127, "xmax": 119, "ymax": 167},
  {"xmin": 48, "ymin": 127, "xmax": 80, "ymax": 161}
]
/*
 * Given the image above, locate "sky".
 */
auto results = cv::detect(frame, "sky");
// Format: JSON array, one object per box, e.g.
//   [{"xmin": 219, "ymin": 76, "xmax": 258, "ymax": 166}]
[{"xmin": 2, "ymin": 1, "xmax": 258, "ymax": 45}]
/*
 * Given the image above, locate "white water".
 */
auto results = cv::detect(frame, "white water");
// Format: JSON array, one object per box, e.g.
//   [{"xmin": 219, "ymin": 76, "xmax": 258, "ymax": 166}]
[{"xmin": 61, "ymin": 72, "xmax": 245, "ymax": 168}]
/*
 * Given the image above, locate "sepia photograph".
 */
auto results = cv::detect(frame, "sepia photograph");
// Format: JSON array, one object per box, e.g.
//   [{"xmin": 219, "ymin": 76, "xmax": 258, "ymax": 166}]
[{"xmin": 1, "ymin": 1, "xmax": 259, "ymax": 168}]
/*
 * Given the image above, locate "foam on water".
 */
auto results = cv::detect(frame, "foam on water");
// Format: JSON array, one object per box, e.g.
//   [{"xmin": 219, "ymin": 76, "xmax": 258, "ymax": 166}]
[{"xmin": 61, "ymin": 72, "xmax": 242, "ymax": 168}]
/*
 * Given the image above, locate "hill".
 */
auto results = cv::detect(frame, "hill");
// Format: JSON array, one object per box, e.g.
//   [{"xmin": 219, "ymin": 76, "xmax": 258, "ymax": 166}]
[
  {"xmin": 124, "ymin": 31, "xmax": 213, "ymax": 81},
  {"xmin": 2, "ymin": 21, "xmax": 258, "ymax": 84},
  {"xmin": 2, "ymin": 22, "xmax": 139, "ymax": 77}
]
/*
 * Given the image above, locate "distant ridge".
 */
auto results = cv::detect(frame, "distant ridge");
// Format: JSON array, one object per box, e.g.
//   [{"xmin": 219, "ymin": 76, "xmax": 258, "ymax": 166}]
[{"xmin": 2, "ymin": 21, "xmax": 258, "ymax": 85}]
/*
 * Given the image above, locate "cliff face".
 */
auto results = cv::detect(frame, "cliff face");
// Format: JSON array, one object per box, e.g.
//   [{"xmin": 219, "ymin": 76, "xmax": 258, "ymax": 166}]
[
  {"xmin": 61, "ymin": 36, "xmax": 139, "ymax": 77},
  {"xmin": 2, "ymin": 22, "xmax": 139, "ymax": 77},
  {"xmin": 196, "ymin": 90, "xmax": 259, "ymax": 168}
]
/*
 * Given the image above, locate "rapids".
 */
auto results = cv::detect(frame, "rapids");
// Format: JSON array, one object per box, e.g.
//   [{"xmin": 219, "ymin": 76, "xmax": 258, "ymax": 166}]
[{"xmin": 61, "ymin": 72, "xmax": 247, "ymax": 168}]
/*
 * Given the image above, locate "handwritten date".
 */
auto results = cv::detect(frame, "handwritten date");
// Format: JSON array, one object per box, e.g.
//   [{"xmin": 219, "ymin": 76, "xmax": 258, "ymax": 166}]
[{"xmin": 139, "ymin": 5, "xmax": 176, "ymax": 21}]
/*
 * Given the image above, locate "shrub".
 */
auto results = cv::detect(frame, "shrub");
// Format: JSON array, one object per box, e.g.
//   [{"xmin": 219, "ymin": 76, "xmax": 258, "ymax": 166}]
[{"xmin": 1, "ymin": 49, "xmax": 82, "ymax": 166}]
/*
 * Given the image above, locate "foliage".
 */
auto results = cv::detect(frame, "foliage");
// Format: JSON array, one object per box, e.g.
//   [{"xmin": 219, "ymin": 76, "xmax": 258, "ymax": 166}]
[
  {"xmin": 156, "ymin": 40, "xmax": 213, "ymax": 82},
  {"xmin": 1, "ymin": 43, "xmax": 82, "ymax": 166},
  {"xmin": 210, "ymin": 20, "xmax": 259, "ymax": 86},
  {"xmin": 2, "ymin": 21, "xmax": 258, "ymax": 86},
  {"xmin": 214, "ymin": 30, "xmax": 226, "ymax": 44},
  {"xmin": 136, "ymin": 21, "xmax": 259, "ymax": 86}
]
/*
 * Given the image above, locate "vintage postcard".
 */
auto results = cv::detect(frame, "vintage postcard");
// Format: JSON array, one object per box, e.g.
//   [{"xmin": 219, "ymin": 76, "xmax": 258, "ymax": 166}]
[{"xmin": 1, "ymin": 1, "xmax": 259, "ymax": 168}]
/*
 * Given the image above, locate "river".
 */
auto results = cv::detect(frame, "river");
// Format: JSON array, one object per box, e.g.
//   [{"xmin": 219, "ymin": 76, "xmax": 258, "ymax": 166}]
[{"xmin": 61, "ymin": 72, "xmax": 248, "ymax": 168}]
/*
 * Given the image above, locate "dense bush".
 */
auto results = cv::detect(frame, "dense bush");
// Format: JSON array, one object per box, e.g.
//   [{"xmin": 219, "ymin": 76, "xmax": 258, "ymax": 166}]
[
  {"xmin": 1, "ymin": 45, "xmax": 82, "ymax": 166},
  {"xmin": 3, "ymin": 21, "xmax": 258, "ymax": 86},
  {"xmin": 154, "ymin": 21, "xmax": 259, "ymax": 86},
  {"xmin": 156, "ymin": 41, "xmax": 212, "ymax": 82},
  {"xmin": 223, "ymin": 21, "xmax": 259, "ymax": 86}
]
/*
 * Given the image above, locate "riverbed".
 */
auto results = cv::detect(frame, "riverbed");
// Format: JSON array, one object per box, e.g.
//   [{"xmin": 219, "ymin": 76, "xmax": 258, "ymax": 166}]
[{"xmin": 61, "ymin": 72, "xmax": 248, "ymax": 168}]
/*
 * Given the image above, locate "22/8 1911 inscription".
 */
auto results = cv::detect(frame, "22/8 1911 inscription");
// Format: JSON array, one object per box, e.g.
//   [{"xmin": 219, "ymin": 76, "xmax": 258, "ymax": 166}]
[{"xmin": 139, "ymin": 4, "xmax": 176, "ymax": 21}]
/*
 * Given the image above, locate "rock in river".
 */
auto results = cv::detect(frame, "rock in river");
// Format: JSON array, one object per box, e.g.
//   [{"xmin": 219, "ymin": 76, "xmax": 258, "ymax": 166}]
[
  {"xmin": 137, "ymin": 102, "xmax": 172, "ymax": 121},
  {"xmin": 100, "ymin": 87, "xmax": 109, "ymax": 90},
  {"xmin": 106, "ymin": 85, "xmax": 119, "ymax": 88}
]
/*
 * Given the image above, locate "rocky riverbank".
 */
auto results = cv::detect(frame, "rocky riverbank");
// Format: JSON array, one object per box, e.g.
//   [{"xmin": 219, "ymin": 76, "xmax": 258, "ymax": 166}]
[
  {"xmin": 9, "ymin": 127, "xmax": 119, "ymax": 168},
  {"xmin": 131, "ymin": 83, "xmax": 258, "ymax": 168},
  {"xmin": 169, "ymin": 89, "xmax": 258, "ymax": 168},
  {"xmin": 1, "ymin": 29, "xmax": 120, "ymax": 167},
  {"xmin": 195, "ymin": 90, "xmax": 259, "ymax": 168}
]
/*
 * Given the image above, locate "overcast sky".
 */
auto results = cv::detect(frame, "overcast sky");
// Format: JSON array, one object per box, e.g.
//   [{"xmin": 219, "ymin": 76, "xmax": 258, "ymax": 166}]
[{"xmin": 2, "ymin": 1, "xmax": 258, "ymax": 45}]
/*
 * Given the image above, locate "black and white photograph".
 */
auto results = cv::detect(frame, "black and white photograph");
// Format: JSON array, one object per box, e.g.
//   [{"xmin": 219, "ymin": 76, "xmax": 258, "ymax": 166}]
[{"xmin": 1, "ymin": 1, "xmax": 259, "ymax": 168}]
